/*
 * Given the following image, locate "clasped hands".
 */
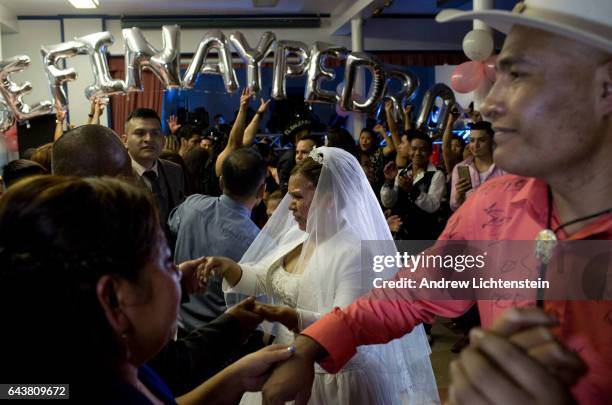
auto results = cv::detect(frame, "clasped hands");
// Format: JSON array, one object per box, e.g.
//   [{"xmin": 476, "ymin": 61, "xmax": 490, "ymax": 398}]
[{"xmin": 183, "ymin": 256, "xmax": 299, "ymax": 332}]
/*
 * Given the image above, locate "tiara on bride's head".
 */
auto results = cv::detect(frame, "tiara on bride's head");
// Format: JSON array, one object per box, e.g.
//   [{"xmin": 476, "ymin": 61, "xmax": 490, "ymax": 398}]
[{"xmin": 308, "ymin": 147, "xmax": 324, "ymax": 164}]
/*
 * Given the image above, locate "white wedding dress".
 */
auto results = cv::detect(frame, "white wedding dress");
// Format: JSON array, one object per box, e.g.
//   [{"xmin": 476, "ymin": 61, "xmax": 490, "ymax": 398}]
[
  {"xmin": 225, "ymin": 226, "xmax": 440, "ymax": 405},
  {"xmin": 224, "ymin": 147, "xmax": 439, "ymax": 404}
]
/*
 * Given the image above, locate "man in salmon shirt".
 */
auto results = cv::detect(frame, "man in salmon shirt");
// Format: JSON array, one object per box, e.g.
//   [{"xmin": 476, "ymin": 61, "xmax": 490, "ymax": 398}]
[{"xmin": 260, "ymin": 1, "xmax": 612, "ymax": 404}]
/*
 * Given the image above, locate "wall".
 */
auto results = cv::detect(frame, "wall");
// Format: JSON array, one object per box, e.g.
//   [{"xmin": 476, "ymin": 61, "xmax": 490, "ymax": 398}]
[{"xmin": 2, "ymin": 19, "xmax": 61, "ymax": 114}]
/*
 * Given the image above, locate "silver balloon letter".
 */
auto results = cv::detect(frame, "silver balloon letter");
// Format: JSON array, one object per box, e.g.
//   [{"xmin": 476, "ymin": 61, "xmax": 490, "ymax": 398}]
[
  {"xmin": 183, "ymin": 30, "xmax": 239, "ymax": 93},
  {"xmin": 229, "ymin": 31, "xmax": 275, "ymax": 94},
  {"xmin": 415, "ymin": 83, "xmax": 456, "ymax": 138},
  {"xmin": 381, "ymin": 67, "xmax": 419, "ymax": 123},
  {"xmin": 40, "ymin": 41, "xmax": 84, "ymax": 111},
  {"xmin": 340, "ymin": 52, "xmax": 386, "ymax": 113},
  {"xmin": 304, "ymin": 42, "xmax": 347, "ymax": 104},
  {"xmin": 123, "ymin": 25, "xmax": 181, "ymax": 92},
  {"xmin": 0, "ymin": 56, "xmax": 53, "ymax": 121},
  {"xmin": 76, "ymin": 31, "xmax": 125, "ymax": 100},
  {"xmin": 271, "ymin": 40, "xmax": 310, "ymax": 100},
  {"xmin": 0, "ymin": 96, "xmax": 15, "ymax": 132}
]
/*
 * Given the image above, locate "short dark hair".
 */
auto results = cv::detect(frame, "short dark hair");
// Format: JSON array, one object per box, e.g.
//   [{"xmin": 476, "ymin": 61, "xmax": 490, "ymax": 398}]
[
  {"xmin": 221, "ymin": 148, "xmax": 266, "ymax": 198},
  {"xmin": 52, "ymin": 125, "xmax": 134, "ymax": 179},
  {"xmin": 2, "ymin": 159, "xmax": 47, "ymax": 188},
  {"xmin": 406, "ymin": 129, "xmax": 433, "ymax": 150},
  {"xmin": 470, "ymin": 121, "xmax": 494, "ymax": 137},
  {"xmin": 450, "ymin": 134, "xmax": 466, "ymax": 145},
  {"xmin": 326, "ymin": 127, "xmax": 358, "ymax": 158},
  {"xmin": 177, "ymin": 124, "xmax": 202, "ymax": 140},
  {"xmin": 126, "ymin": 108, "xmax": 161, "ymax": 126},
  {"xmin": 296, "ymin": 133, "xmax": 319, "ymax": 146}
]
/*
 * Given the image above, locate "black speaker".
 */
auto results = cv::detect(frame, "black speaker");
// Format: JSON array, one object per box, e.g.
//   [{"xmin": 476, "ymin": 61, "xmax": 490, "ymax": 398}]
[{"xmin": 17, "ymin": 114, "xmax": 55, "ymax": 156}]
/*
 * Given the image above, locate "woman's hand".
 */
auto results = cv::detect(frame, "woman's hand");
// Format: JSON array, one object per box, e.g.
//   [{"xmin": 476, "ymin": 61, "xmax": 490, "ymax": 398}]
[
  {"xmin": 240, "ymin": 88, "xmax": 254, "ymax": 110},
  {"xmin": 229, "ymin": 344, "xmax": 295, "ymax": 393},
  {"xmin": 383, "ymin": 161, "xmax": 398, "ymax": 182},
  {"xmin": 198, "ymin": 256, "xmax": 242, "ymax": 287},
  {"xmin": 178, "ymin": 256, "xmax": 208, "ymax": 295},
  {"xmin": 257, "ymin": 98, "xmax": 271, "ymax": 114},
  {"xmin": 252, "ymin": 302, "xmax": 299, "ymax": 332}
]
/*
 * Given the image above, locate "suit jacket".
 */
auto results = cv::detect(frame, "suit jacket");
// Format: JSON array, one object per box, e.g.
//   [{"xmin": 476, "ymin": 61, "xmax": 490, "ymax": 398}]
[
  {"xmin": 157, "ymin": 159, "xmax": 185, "ymax": 222},
  {"xmin": 137, "ymin": 158, "xmax": 185, "ymax": 225}
]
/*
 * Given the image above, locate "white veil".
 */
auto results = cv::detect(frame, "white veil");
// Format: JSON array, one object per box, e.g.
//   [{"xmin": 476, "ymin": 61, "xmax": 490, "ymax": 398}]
[{"xmin": 240, "ymin": 146, "xmax": 439, "ymax": 404}]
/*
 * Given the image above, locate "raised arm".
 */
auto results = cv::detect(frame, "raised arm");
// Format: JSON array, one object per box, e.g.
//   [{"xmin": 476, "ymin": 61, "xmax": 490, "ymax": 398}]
[
  {"xmin": 403, "ymin": 104, "xmax": 413, "ymax": 131},
  {"xmin": 374, "ymin": 123, "xmax": 395, "ymax": 156},
  {"xmin": 215, "ymin": 88, "xmax": 253, "ymax": 177},
  {"xmin": 54, "ymin": 109, "xmax": 66, "ymax": 141},
  {"xmin": 442, "ymin": 108, "xmax": 459, "ymax": 175},
  {"xmin": 90, "ymin": 98, "xmax": 105, "ymax": 125},
  {"xmin": 384, "ymin": 100, "xmax": 402, "ymax": 153},
  {"xmin": 243, "ymin": 98, "xmax": 270, "ymax": 147}
]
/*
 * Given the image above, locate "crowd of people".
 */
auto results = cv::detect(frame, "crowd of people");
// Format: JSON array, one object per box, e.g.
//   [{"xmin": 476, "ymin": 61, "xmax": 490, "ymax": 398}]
[{"xmin": 0, "ymin": 1, "xmax": 611, "ymax": 403}]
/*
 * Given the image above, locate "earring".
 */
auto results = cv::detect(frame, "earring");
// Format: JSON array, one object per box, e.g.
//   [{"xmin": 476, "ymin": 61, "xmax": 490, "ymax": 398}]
[{"xmin": 121, "ymin": 333, "xmax": 131, "ymax": 361}]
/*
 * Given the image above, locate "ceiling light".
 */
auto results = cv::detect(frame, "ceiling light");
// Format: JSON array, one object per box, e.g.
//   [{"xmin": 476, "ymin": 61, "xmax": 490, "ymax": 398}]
[
  {"xmin": 253, "ymin": 0, "xmax": 279, "ymax": 7},
  {"xmin": 68, "ymin": 0, "xmax": 99, "ymax": 9}
]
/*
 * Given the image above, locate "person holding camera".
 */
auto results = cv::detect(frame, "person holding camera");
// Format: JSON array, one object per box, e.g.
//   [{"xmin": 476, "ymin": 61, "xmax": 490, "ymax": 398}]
[{"xmin": 450, "ymin": 121, "xmax": 504, "ymax": 211}]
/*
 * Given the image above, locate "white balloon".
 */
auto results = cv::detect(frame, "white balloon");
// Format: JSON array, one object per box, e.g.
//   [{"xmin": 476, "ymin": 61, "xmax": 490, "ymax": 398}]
[{"xmin": 462, "ymin": 29, "xmax": 494, "ymax": 62}]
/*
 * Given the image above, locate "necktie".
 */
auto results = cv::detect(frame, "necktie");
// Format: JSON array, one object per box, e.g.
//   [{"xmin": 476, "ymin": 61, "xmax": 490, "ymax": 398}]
[{"xmin": 143, "ymin": 170, "xmax": 162, "ymax": 201}]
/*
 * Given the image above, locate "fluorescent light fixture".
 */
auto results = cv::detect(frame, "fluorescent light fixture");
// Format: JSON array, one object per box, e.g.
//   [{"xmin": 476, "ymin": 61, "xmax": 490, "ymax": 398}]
[
  {"xmin": 253, "ymin": 0, "xmax": 279, "ymax": 7},
  {"xmin": 68, "ymin": 0, "xmax": 99, "ymax": 9}
]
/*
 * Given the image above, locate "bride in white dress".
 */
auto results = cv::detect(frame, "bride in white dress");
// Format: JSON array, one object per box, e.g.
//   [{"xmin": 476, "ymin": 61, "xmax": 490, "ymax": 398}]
[{"xmin": 202, "ymin": 146, "xmax": 439, "ymax": 404}]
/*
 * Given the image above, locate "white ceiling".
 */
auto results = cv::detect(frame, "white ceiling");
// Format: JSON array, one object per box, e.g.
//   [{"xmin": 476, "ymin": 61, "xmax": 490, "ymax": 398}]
[
  {"xmin": 0, "ymin": 0, "xmax": 338, "ymax": 16},
  {"xmin": 0, "ymin": 0, "xmax": 518, "ymax": 16}
]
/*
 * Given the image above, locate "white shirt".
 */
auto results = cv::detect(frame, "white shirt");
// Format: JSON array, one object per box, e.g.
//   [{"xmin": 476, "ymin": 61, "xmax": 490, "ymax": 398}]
[
  {"xmin": 130, "ymin": 157, "xmax": 158, "ymax": 191},
  {"xmin": 380, "ymin": 162, "xmax": 446, "ymax": 213}
]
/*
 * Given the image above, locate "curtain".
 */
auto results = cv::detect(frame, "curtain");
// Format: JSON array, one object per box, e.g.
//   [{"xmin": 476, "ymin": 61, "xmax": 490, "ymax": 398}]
[{"xmin": 108, "ymin": 57, "xmax": 164, "ymax": 135}]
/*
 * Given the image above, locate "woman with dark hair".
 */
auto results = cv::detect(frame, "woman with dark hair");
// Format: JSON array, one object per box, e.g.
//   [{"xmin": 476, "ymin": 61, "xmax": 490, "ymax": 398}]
[
  {"xmin": 358, "ymin": 127, "xmax": 395, "ymax": 193},
  {"xmin": 0, "ymin": 176, "xmax": 293, "ymax": 403},
  {"xmin": 183, "ymin": 146, "xmax": 210, "ymax": 195},
  {"xmin": 325, "ymin": 127, "xmax": 358, "ymax": 158}
]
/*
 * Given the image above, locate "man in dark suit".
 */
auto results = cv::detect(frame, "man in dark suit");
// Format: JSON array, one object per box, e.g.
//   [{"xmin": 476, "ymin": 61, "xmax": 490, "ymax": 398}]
[{"xmin": 122, "ymin": 108, "xmax": 185, "ymax": 226}]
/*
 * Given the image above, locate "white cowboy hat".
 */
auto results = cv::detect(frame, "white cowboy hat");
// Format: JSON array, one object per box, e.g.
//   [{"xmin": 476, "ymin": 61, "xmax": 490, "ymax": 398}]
[{"xmin": 436, "ymin": 0, "xmax": 612, "ymax": 53}]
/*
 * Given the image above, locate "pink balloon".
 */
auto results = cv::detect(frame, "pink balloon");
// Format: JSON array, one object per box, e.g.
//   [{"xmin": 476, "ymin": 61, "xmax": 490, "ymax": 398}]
[
  {"xmin": 484, "ymin": 54, "xmax": 497, "ymax": 82},
  {"xmin": 451, "ymin": 61, "xmax": 485, "ymax": 93}
]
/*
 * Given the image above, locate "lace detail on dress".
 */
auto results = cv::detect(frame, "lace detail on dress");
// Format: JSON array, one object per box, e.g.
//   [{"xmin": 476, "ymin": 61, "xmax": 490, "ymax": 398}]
[{"xmin": 269, "ymin": 264, "xmax": 301, "ymax": 308}]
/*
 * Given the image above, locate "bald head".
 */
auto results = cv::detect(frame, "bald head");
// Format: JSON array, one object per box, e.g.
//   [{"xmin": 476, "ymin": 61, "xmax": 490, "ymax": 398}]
[{"xmin": 52, "ymin": 125, "xmax": 134, "ymax": 179}]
